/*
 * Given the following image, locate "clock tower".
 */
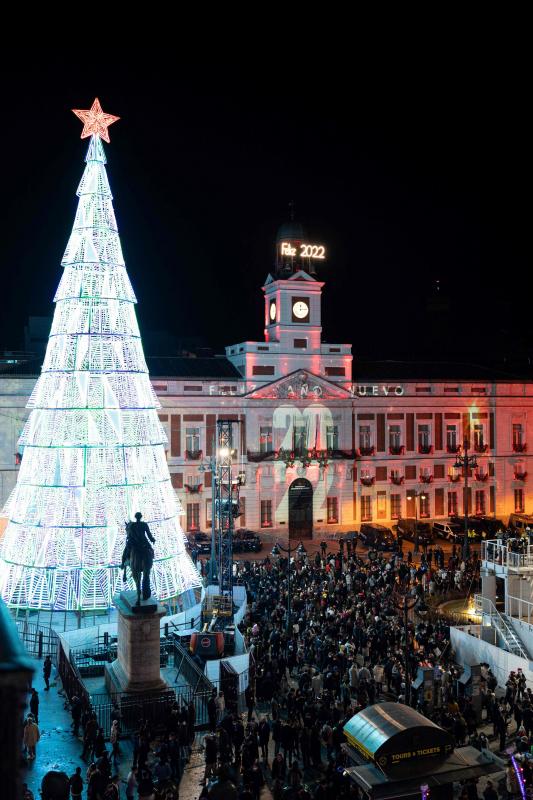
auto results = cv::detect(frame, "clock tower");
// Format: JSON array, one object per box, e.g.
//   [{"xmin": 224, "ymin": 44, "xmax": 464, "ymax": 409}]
[{"xmin": 226, "ymin": 220, "xmax": 352, "ymax": 388}]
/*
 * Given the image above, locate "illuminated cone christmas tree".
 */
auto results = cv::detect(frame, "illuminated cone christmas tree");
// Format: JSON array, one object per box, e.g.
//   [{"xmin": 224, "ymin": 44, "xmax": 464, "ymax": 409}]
[{"xmin": 0, "ymin": 99, "xmax": 200, "ymax": 611}]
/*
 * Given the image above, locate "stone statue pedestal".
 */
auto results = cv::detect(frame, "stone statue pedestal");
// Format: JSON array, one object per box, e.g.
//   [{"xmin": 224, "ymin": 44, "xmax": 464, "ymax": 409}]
[{"xmin": 105, "ymin": 591, "xmax": 167, "ymax": 694}]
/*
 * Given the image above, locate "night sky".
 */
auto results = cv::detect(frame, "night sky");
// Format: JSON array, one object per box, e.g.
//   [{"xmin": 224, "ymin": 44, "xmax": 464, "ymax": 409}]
[{"xmin": 0, "ymin": 55, "xmax": 529, "ymax": 363}]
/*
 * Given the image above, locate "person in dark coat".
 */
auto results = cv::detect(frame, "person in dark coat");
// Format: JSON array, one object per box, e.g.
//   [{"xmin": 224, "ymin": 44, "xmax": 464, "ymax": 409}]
[
  {"xmin": 258, "ymin": 717, "xmax": 270, "ymax": 762},
  {"xmin": 207, "ymin": 691, "xmax": 217, "ymax": 732},
  {"xmin": 71, "ymin": 696, "xmax": 82, "ymax": 737},
  {"xmin": 43, "ymin": 656, "xmax": 52, "ymax": 691},
  {"xmin": 29, "ymin": 688, "xmax": 39, "ymax": 723},
  {"xmin": 245, "ymin": 683, "xmax": 256, "ymax": 723}
]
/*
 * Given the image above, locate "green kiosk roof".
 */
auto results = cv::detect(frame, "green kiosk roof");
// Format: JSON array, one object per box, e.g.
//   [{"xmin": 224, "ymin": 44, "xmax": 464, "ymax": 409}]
[{"xmin": 343, "ymin": 702, "xmax": 454, "ymax": 775}]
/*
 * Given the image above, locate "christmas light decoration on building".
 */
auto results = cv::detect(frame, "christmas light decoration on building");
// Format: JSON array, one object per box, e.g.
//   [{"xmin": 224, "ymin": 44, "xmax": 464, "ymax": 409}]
[{"xmin": 0, "ymin": 100, "xmax": 200, "ymax": 611}]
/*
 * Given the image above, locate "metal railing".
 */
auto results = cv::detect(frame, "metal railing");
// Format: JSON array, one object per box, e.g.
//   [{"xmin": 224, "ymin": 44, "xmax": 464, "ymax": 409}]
[
  {"xmin": 172, "ymin": 638, "xmax": 214, "ymax": 694},
  {"xmin": 15, "ymin": 619, "xmax": 60, "ymax": 663},
  {"xmin": 506, "ymin": 595, "xmax": 533, "ymax": 626},
  {"xmin": 475, "ymin": 594, "xmax": 529, "ymax": 659},
  {"xmin": 481, "ymin": 540, "xmax": 533, "ymax": 571}
]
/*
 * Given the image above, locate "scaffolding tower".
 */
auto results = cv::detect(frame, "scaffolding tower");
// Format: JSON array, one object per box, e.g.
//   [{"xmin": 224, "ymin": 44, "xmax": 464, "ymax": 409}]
[{"xmin": 215, "ymin": 419, "xmax": 240, "ymax": 614}]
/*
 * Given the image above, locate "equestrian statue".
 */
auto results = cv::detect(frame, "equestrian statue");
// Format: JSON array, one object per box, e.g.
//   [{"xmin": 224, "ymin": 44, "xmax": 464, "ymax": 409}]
[{"xmin": 121, "ymin": 512, "xmax": 156, "ymax": 605}]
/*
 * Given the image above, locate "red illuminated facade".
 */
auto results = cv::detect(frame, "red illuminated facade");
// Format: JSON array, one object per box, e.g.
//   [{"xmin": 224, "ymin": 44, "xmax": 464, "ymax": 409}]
[{"xmin": 1, "ymin": 224, "xmax": 532, "ymax": 538}]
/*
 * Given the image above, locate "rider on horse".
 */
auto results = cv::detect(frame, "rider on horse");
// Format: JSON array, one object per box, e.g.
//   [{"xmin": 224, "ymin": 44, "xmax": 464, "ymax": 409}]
[{"xmin": 121, "ymin": 513, "xmax": 156, "ymax": 600}]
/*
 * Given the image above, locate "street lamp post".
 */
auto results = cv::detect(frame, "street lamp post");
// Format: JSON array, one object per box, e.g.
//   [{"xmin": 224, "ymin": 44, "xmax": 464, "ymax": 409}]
[
  {"xmin": 454, "ymin": 439, "xmax": 478, "ymax": 562},
  {"xmin": 392, "ymin": 587, "xmax": 417, "ymax": 706},
  {"xmin": 392, "ymin": 587, "xmax": 428, "ymax": 706},
  {"xmin": 199, "ymin": 450, "xmax": 217, "ymax": 583},
  {"xmin": 406, "ymin": 490, "xmax": 427, "ymax": 553},
  {"xmin": 271, "ymin": 541, "xmax": 306, "ymax": 637}
]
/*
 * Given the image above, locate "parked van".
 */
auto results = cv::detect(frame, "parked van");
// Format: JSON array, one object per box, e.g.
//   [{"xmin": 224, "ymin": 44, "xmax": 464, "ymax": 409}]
[
  {"xmin": 432, "ymin": 520, "xmax": 463, "ymax": 542},
  {"xmin": 509, "ymin": 513, "xmax": 533, "ymax": 534},
  {"xmin": 450, "ymin": 515, "xmax": 505, "ymax": 540},
  {"xmin": 396, "ymin": 518, "xmax": 434, "ymax": 545},
  {"xmin": 359, "ymin": 523, "xmax": 397, "ymax": 551}
]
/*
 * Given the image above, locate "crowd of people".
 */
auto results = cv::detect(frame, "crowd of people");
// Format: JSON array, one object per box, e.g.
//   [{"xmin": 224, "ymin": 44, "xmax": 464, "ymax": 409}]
[
  {"xmin": 27, "ymin": 534, "xmax": 533, "ymax": 799},
  {"xmin": 192, "ymin": 541, "xmax": 496, "ymax": 799}
]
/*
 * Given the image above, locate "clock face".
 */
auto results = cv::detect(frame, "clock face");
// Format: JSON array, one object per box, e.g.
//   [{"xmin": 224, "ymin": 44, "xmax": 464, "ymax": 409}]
[
  {"xmin": 292, "ymin": 299, "xmax": 309, "ymax": 321},
  {"xmin": 269, "ymin": 301, "xmax": 276, "ymax": 321}
]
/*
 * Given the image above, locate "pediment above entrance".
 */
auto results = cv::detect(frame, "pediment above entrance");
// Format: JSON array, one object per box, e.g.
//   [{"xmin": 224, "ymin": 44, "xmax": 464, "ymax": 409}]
[{"xmin": 246, "ymin": 370, "xmax": 352, "ymax": 401}]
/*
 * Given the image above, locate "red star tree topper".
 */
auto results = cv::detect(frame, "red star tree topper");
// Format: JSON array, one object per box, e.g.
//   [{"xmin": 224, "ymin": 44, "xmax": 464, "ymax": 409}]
[{"xmin": 72, "ymin": 98, "xmax": 120, "ymax": 143}]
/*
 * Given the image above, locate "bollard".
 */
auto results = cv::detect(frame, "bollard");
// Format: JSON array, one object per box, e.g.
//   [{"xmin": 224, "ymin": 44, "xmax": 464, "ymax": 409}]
[{"xmin": 38, "ymin": 630, "xmax": 43, "ymax": 659}]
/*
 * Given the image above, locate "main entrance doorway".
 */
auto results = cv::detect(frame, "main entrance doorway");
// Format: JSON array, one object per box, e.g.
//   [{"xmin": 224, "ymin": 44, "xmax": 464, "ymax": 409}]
[{"xmin": 288, "ymin": 478, "xmax": 313, "ymax": 540}]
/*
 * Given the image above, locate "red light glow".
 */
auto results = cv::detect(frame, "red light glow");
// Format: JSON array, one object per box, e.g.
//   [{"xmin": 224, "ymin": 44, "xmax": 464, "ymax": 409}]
[{"xmin": 72, "ymin": 98, "xmax": 120, "ymax": 143}]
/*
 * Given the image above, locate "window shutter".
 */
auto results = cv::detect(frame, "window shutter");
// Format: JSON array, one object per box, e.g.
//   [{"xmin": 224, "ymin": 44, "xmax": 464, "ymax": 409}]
[
  {"xmin": 406, "ymin": 414, "xmax": 414, "ymax": 451},
  {"xmin": 377, "ymin": 414, "xmax": 385, "ymax": 452},
  {"xmin": 206, "ymin": 415, "xmax": 216, "ymax": 456},
  {"xmin": 489, "ymin": 485, "xmax": 495, "ymax": 513},
  {"xmin": 204, "ymin": 471, "xmax": 212, "ymax": 488},
  {"xmin": 239, "ymin": 496, "xmax": 246, "ymax": 527},
  {"xmin": 435, "ymin": 413, "xmax": 443, "ymax": 451},
  {"xmin": 434, "ymin": 464, "xmax": 445, "ymax": 479},
  {"xmin": 490, "ymin": 412, "xmax": 495, "ymax": 449},
  {"xmin": 170, "ymin": 415, "xmax": 181, "ymax": 457},
  {"xmin": 405, "ymin": 465, "xmax": 416, "ymax": 480},
  {"xmin": 171, "ymin": 472, "xmax": 183, "ymax": 489},
  {"xmin": 462, "ymin": 412, "xmax": 470, "ymax": 449},
  {"xmin": 240, "ymin": 414, "xmax": 247, "ymax": 455},
  {"xmin": 463, "ymin": 487, "xmax": 472, "ymax": 515},
  {"xmin": 435, "ymin": 488, "xmax": 444, "ymax": 516},
  {"xmin": 376, "ymin": 466, "xmax": 388, "ymax": 481},
  {"xmin": 406, "ymin": 495, "xmax": 416, "ymax": 517}
]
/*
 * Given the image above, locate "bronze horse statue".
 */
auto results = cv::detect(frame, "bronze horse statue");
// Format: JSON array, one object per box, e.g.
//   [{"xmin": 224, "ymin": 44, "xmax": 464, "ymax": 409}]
[{"xmin": 120, "ymin": 513, "xmax": 156, "ymax": 606}]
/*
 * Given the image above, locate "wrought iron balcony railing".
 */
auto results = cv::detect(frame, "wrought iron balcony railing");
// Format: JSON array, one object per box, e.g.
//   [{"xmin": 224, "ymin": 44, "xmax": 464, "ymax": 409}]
[
  {"xmin": 389, "ymin": 445, "xmax": 405, "ymax": 456},
  {"xmin": 390, "ymin": 475, "xmax": 405, "ymax": 485},
  {"xmin": 185, "ymin": 449, "xmax": 203, "ymax": 461},
  {"xmin": 446, "ymin": 443, "xmax": 461, "ymax": 454}
]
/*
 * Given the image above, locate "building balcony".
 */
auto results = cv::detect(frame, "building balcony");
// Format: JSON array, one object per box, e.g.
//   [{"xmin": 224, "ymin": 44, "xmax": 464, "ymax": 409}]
[
  {"xmin": 420, "ymin": 474, "xmax": 433, "ymax": 484},
  {"xmin": 389, "ymin": 445, "xmax": 405, "ymax": 456},
  {"xmin": 418, "ymin": 445, "xmax": 433, "ymax": 455},
  {"xmin": 474, "ymin": 443, "xmax": 489, "ymax": 453},
  {"xmin": 390, "ymin": 475, "xmax": 404, "ymax": 485},
  {"xmin": 360, "ymin": 476, "xmax": 375, "ymax": 487},
  {"xmin": 448, "ymin": 474, "xmax": 462, "ymax": 482},
  {"xmin": 358, "ymin": 446, "xmax": 375, "ymax": 457},
  {"xmin": 185, "ymin": 449, "xmax": 203, "ymax": 461},
  {"xmin": 247, "ymin": 450, "xmax": 276, "ymax": 463},
  {"xmin": 446, "ymin": 443, "xmax": 461, "ymax": 454},
  {"xmin": 513, "ymin": 442, "xmax": 527, "ymax": 453},
  {"xmin": 474, "ymin": 472, "xmax": 488, "ymax": 482},
  {"xmin": 514, "ymin": 471, "xmax": 528, "ymax": 481},
  {"xmin": 184, "ymin": 483, "xmax": 203, "ymax": 494}
]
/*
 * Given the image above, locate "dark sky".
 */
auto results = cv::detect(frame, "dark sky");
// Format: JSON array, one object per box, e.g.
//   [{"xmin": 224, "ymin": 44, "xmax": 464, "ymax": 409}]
[{"xmin": 0, "ymin": 54, "xmax": 529, "ymax": 362}]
